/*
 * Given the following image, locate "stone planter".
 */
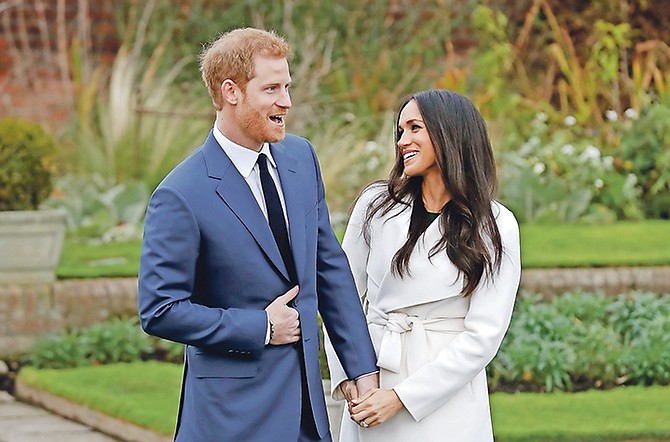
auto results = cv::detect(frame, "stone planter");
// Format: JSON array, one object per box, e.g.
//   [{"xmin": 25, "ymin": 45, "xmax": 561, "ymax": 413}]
[{"xmin": 0, "ymin": 209, "xmax": 67, "ymax": 284}]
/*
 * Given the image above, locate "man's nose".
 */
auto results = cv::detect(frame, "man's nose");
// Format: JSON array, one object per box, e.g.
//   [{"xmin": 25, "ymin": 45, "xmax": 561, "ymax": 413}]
[{"xmin": 278, "ymin": 89, "xmax": 292, "ymax": 108}]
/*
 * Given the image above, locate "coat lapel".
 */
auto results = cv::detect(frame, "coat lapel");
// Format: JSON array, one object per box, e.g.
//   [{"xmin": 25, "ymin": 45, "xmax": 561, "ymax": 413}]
[
  {"xmin": 201, "ymin": 134, "xmax": 290, "ymax": 280},
  {"xmin": 271, "ymin": 142, "xmax": 306, "ymax": 283}
]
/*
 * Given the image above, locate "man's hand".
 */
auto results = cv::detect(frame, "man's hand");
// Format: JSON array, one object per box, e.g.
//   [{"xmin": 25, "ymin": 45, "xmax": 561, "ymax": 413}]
[
  {"xmin": 265, "ymin": 286, "xmax": 300, "ymax": 345},
  {"xmin": 339, "ymin": 380, "xmax": 358, "ymax": 414},
  {"xmin": 355, "ymin": 372, "xmax": 379, "ymax": 398}
]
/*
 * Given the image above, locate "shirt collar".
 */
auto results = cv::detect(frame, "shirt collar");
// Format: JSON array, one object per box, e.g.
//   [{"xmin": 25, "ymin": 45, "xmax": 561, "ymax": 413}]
[{"xmin": 212, "ymin": 124, "xmax": 277, "ymax": 178}]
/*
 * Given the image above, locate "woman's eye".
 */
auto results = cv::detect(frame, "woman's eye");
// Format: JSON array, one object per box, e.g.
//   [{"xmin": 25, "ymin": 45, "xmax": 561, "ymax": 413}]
[{"xmin": 411, "ymin": 124, "xmax": 422, "ymax": 131}]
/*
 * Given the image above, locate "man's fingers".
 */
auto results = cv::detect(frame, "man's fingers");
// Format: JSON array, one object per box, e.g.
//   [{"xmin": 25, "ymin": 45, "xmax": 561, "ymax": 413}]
[{"xmin": 279, "ymin": 285, "xmax": 299, "ymax": 304}]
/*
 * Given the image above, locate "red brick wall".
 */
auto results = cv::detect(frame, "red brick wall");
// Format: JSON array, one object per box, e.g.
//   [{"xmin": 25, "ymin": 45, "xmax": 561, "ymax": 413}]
[{"xmin": 0, "ymin": 0, "xmax": 119, "ymax": 127}]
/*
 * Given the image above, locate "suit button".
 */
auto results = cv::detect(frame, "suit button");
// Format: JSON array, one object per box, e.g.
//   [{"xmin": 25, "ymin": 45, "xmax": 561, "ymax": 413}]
[{"xmin": 227, "ymin": 349, "xmax": 234, "ymax": 354}]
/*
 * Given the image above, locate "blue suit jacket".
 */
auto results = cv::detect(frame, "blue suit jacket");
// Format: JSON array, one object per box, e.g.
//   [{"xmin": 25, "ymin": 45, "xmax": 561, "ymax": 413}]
[{"xmin": 138, "ymin": 132, "xmax": 377, "ymax": 441}]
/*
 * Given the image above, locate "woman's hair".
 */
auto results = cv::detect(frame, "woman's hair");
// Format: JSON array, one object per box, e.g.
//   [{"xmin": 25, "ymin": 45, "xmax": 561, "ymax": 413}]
[
  {"xmin": 363, "ymin": 89, "xmax": 503, "ymax": 297},
  {"xmin": 199, "ymin": 28, "xmax": 292, "ymax": 111}
]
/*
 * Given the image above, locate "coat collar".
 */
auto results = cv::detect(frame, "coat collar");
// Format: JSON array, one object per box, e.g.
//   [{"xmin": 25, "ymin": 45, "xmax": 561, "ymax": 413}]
[{"xmin": 367, "ymin": 199, "xmax": 465, "ymax": 312}]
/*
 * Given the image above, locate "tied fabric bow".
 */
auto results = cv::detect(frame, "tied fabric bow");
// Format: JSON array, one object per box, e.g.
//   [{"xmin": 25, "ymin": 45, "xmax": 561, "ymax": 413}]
[{"xmin": 369, "ymin": 305, "xmax": 465, "ymax": 374}]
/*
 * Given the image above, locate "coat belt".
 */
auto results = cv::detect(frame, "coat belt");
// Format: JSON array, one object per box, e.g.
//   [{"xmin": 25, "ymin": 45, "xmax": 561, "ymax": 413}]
[{"xmin": 368, "ymin": 305, "xmax": 465, "ymax": 374}]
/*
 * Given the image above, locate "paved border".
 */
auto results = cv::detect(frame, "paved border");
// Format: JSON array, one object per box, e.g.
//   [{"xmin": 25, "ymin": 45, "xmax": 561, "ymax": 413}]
[
  {"xmin": 14, "ymin": 380, "xmax": 171, "ymax": 442},
  {"xmin": 520, "ymin": 266, "xmax": 670, "ymax": 296}
]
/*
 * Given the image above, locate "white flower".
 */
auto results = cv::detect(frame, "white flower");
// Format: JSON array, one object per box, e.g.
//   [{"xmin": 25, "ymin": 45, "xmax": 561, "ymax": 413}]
[
  {"xmin": 366, "ymin": 157, "xmax": 380, "ymax": 171},
  {"xmin": 594, "ymin": 179, "xmax": 604, "ymax": 189},
  {"xmin": 605, "ymin": 110, "xmax": 618, "ymax": 121},
  {"xmin": 603, "ymin": 156, "xmax": 614, "ymax": 168},
  {"xmin": 529, "ymin": 136, "xmax": 541, "ymax": 147},
  {"xmin": 581, "ymin": 145, "xmax": 601, "ymax": 161},
  {"xmin": 533, "ymin": 162, "xmax": 546, "ymax": 175},
  {"xmin": 564, "ymin": 115, "xmax": 577, "ymax": 126},
  {"xmin": 561, "ymin": 144, "xmax": 575, "ymax": 155},
  {"xmin": 365, "ymin": 141, "xmax": 378, "ymax": 152},
  {"xmin": 536, "ymin": 112, "xmax": 548, "ymax": 122},
  {"xmin": 624, "ymin": 108, "xmax": 639, "ymax": 120}
]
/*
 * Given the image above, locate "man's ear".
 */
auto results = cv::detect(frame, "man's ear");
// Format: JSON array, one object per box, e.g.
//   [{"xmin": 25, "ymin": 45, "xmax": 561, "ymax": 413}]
[{"xmin": 221, "ymin": 79, "xmax": 239, "ymax": 105}]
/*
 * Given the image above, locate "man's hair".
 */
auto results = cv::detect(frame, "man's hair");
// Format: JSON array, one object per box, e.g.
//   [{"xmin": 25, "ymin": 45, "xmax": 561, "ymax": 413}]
[{"xmin": 199, "ymin": 28, "xmax": 292, "ymax": 111}]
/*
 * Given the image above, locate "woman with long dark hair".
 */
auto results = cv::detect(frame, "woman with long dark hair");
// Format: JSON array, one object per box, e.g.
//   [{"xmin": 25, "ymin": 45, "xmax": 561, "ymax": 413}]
[{"xmin": 326, "ymin": 89, "xmax": 521, "ymax": 441}]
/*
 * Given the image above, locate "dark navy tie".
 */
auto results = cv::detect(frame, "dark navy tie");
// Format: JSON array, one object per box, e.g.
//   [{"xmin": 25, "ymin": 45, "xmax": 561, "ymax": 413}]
[{"xmin": 257, "ymin": 153, "xmax": 296, "ymax": 281}]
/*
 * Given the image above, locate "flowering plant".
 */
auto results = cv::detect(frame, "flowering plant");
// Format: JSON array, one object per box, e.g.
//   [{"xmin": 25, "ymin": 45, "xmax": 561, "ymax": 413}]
[{"xmin": 498, "ymin": 112, "xmax": 642, "ymax": 223}]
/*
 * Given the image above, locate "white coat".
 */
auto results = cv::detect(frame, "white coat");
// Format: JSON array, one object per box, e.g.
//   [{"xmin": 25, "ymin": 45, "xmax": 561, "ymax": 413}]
[{"xmin": 326, "ymin": 185, "xmax": 521, "ymax": 442}]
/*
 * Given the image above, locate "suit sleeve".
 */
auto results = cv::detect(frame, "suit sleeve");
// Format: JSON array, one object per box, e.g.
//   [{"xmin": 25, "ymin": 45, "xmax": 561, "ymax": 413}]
[
  {"xmin": 304, "ymin": 142, "xmax": 377, "ymax": 383},
  {"xmin": 137, "ymin": 185, "xmax": 266, "ymax": 356},
  {"xmin": 324, "ymin": 186, "xmax": 378, "ymax": 398},
  {"xmin": 393, "ymin": 207, "xmax": 521, "ymax": 421}
]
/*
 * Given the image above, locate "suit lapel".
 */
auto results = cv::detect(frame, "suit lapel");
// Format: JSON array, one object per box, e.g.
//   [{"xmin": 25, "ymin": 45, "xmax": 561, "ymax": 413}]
[
  {"xmin": 271, "ymin": 142, "xmax": 306, "ymax": 283},
  {"xmin": 201, "ymin": 134, "xmax": 290, "ymax": 280}
]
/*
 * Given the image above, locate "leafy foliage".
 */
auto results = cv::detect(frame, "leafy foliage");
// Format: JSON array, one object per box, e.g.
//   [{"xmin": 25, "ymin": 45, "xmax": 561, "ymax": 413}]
[
  {"xmin": 43, "ymin": 175, "xmax": 148, "ymax": 241},
  {"xmin": 490, "ymin": 291, "xmax": 670, "ymax": 392},
  {"xmin": 24, "ymin": 317, "xmax": 160, "ymax": 369},
  {"xmin": 498, "ymin": 112, "xmax": 642, "ymax": 223},
  {"xmin": 615, "ymin": 100, "xmax": 670, "ymax": 218},
  {"xmin": 0, "ymin": 118, "xmax": 57, "ymax": 211}
]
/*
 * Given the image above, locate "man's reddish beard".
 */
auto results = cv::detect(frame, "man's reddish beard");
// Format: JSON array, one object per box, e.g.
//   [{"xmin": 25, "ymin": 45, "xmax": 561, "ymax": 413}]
[{"xmin": 238, "ymin": 93, "xmax": 286, "ymax": 144}]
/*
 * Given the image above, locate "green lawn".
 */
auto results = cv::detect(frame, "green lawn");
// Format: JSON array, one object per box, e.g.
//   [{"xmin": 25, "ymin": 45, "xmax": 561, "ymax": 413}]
[
  {"xmin": 19, "ymin": 362, "xmax": 180, "ymax": 435},
  {"xmin": 57, "ymin": 239, "xmax": 141, "ymax": 279},
  {"xmin": 491, "ymin": 386, "xmax": 670, "ymax": 441},
  {"xmin": 520, "ymin": 220, "xmax": 670, "ymax": 268},
  {"xmin": 18, "ymin": 362, "xmax": 670, "ymax": 441},
  {"xmin": 56, "ymin": 220, "xmax": 670, "ymax": 278}
]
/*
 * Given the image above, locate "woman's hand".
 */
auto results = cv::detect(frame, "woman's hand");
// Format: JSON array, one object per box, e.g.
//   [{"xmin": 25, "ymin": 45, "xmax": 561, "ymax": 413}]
[{"xmin": 349, "ymin": 388, "xmax": 404, "ymax": 428}]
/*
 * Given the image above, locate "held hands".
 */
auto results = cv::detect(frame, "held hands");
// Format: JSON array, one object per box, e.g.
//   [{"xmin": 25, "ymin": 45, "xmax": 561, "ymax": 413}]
[
  {"xmin": 349, "ymin": 388, "xmax": 404, "ymax": 429},
  {"xmin": 265, "ymin": 286, "xmax": 300, "ymax": 345},
  {"xmin": 338, "ymin": 371, "xmax": 380, "ymax": 402}
]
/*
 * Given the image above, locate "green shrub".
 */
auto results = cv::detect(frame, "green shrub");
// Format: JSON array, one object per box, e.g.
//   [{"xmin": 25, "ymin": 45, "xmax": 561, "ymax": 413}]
[
  {"xmin": 615, "ymin": 101, "xmax": 670, "ymax": 219},
  {"xmin": 26, "ymin": 333, "xmax": 89, "ymax": 369},
  {"xmin": 0, "ymin": 118, "xmax": 57, "ymax": 210},
  {"xmin": 490, "ymin": 291, "xmax": 670, "ymax": 392},
  {"xmin": 80, "ymin": 318, "xmax": 154, "ymax": 365},
  {"xmin": 497, "ymin": 113, "xmax": 642, "ymax": 223},
  {"xmin": 25, "ymin": 317, "xmax": 153, "ymax": 369}
]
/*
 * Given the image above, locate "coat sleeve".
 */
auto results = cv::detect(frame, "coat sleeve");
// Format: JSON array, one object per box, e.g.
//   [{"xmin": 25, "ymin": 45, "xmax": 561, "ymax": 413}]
[
  {"xmin": 393, "ymin": 206, "xmax": 521, "ymax": 421},
  {"xmin": 324, "ymin": 186, "xmax": 380, "ymax": 399},
  {"xmin": 137, "ymin": 185, "xmax": 267, "ymax": 356}
]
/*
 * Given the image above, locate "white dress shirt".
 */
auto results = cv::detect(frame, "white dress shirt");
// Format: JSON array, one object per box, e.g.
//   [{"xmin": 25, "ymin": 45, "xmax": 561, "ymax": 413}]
[{"xmin": 212, "ymin": 125, "xmax": 290, "ymax": 228}]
